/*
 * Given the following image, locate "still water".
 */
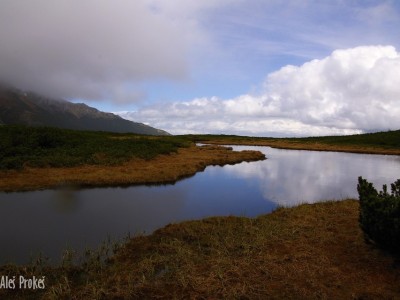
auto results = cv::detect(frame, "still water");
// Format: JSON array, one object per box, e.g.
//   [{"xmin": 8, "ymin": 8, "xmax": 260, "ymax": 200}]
[{"xmin": 1, "ymin": 146, "xmax": 399, "ymax": 264}]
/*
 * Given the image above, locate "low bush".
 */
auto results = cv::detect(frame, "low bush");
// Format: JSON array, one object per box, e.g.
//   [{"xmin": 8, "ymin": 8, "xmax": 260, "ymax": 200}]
[
  {"xmin": 357, "ymin": 176, "xmax": 400, "ymax": 254},
  {"xmin": 0, "ymin": 125, "xmax": 190, "ymax": 170}
]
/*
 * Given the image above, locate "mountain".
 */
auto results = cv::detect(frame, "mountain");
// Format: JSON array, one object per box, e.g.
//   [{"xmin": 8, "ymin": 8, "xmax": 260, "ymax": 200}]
[{"xmin": 0, "ymin": 86, "xmax": 169, "ymax": 135}]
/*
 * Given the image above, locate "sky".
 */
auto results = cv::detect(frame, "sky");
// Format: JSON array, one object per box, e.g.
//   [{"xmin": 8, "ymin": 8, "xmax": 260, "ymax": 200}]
[{"xmin": 1, "ymin": 0, "xmax": 400, "ymax": 136}]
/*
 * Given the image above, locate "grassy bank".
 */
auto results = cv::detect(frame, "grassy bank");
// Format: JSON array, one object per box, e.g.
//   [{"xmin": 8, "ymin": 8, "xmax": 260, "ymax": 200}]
[
  {"xmin": 184, "ymin": 130, "xmax": 400, "ymax": 155},
  {"xmin": 1, "ymin": 200, "xmax": 399, "ymax": 299},
  {"xmin": 2, "ymin": 126, "xmax": 400, "ymax": 191},
  {"xmin": 0, "ymin": 144, "xmax": 265, "ymax": 192},
  {"xmin": 0, "ymin": 126, "xmax": 265, "ymax": 192}
]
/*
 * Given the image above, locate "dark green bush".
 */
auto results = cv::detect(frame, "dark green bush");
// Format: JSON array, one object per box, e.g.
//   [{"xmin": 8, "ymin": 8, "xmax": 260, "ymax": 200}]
[
  {"xmin": 0, "ymin": 125, "xmax": 190, "ymax": 170},
  {"xmin": 357, "ymin": 176, "xmax": 400, "ymax": 253}
]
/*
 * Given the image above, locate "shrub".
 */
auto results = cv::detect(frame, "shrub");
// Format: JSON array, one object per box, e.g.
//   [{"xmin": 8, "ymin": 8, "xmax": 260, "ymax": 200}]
[
  {"xmin": 0, "ymin": 125, "xmax": 190, "ymax": 170},
  {"xmin": 357, "ymin": 176, "xmax": 400, "ymax": 254}
]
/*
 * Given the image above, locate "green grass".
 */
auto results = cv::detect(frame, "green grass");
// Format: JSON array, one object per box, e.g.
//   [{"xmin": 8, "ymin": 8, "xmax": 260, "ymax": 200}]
[
  {"xmin": 182, "ymin": 129, "xmax": 400, "ymax": 148},
  {"xmin": 0, "ymin": 125, "xmax": 190, "ymax": 170},
  {"xmin": 2, "ymin": 127, "xmax": 399, "ymax": 171},
  {"xmin": 285, "ymin": 130, "xmax": 400, "ymax": 148}
]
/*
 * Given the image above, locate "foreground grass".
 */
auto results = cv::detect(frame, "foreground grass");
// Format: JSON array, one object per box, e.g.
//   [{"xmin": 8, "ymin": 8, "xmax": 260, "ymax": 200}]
[
  {"xmin": 1, "ymin": 200, "xmax": 399, "ymax": 299},
  {"xmin": 184, "ymin": 130, "xmax": 400, "ymax": 155}
]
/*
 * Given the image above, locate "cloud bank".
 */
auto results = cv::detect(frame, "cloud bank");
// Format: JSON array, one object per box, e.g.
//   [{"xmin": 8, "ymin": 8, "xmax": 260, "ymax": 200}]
[
  {"xmin": 118, "ymin": 45, "xmax": 400, "ymax": 136},
  {"xmin": 0, "ymin": 0, "xmax": 189, "ymax": 101}
]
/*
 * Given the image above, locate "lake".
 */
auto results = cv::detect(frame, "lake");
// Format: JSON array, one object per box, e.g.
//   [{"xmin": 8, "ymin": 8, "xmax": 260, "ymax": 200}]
[{"xmin": 1, "ymin": 146, "xmax": 399, "ymax": 264}]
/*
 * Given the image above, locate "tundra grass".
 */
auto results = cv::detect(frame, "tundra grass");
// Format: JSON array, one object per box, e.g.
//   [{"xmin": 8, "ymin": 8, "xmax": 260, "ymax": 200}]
[
  {"xmin": 183, "ymin": 130, "xmax": 400, "ymax": 155},
  {"xmin": 0, "ymin": 144, "xmax": 265, "ymax": 192},
  {"xmin": 0, "ymin": 126, "xmax": 266, "ymax": 191},
  {"xmin": 1, "ymin": 200, "xmax": 399, "ymax": 299}
]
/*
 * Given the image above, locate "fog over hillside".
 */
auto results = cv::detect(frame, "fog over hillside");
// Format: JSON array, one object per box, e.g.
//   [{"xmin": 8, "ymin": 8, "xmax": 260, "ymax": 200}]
[{"xmin": 0, "ymin": 86, "xmax": 169, "ymax": 135}]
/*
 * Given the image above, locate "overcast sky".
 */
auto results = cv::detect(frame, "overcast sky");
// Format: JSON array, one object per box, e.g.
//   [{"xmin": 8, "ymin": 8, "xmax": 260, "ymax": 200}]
[{"xmin": 1, "ymin": 0, "xmax": 400, "ymax": 136}]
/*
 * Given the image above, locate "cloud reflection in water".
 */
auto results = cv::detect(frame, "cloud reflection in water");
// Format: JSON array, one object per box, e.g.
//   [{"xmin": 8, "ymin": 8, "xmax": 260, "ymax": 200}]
[
  {"xmin": 220, "ymin": 146, "xmax": 400, "ymax": 206},
  {"xmin": 1, "ymin": 146, "xmax": 400, "ymax": 264}
]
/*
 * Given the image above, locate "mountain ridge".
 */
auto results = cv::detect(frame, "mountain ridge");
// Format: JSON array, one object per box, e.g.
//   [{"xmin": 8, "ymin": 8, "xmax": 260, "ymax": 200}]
[{"xmin": 0, "ymin": 86, "xmax": 169, "ymax": 135}]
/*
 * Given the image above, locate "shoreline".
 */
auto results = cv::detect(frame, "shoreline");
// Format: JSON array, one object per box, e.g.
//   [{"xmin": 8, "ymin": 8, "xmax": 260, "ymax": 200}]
[
  {"xmin": 0, "ymin": 144, "xmax": 265, "ymax": 192},
  {"xmin": 2, "ymin": 139, "xmax": 399, "ymax": 192},
  {"xmin": 1, "ymin": 199, "xmax": 399, "ymax": 299},
  {"xmin": 199, "ymin": 139, "xmax": 400, "ymax": 155}
]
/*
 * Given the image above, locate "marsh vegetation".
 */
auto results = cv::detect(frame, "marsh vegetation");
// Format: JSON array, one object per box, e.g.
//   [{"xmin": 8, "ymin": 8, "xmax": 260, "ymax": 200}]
[
  {"xmin": 1, "ymin": 200, "xmax": 399, "ymax": 299},
  {"xmin": 0, "ymin": 126, "xmax": 265, "ymax": 192},
  {"xmin": 185, "ymin": 129, "xmax": 400, "ymax": 155}
]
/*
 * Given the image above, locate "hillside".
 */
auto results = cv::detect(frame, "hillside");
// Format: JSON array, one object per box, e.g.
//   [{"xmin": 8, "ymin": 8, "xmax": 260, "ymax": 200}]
[{"xmin": 0, "ymin": 86, "xmax": 169, "ymax": 135}]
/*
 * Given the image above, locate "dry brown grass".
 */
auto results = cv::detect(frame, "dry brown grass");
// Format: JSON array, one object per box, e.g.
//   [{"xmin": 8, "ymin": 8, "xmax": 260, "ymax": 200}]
[
  {"xmin": 96, "ymin": 200, "xmax": 398, "ymax": 299},
  {"xmin": 0, "ymin": 145, "xmax": 265, "ymax": 192},
  {"xmin": 202, "ymin": 139, "xmax": 400, "ymax": 155},
  {"xmin": 4, "ymin": 200, "xmax": 398, "ymax": 299}
]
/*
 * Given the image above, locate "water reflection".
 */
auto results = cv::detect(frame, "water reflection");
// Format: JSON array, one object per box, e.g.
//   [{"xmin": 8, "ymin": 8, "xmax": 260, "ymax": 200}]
[
  {"xmin": 53, "ymin": 184, "xmax": 81, "ymax": 213},
  {"xmin": 0, "ymin": 186, "xmax": 188, "ymax": 264},
  {"xmin": 0, "ymin": 146, "xmax": 399, "ymax": 264},
  {"xmin": 225, "ymin": 146, "xmax": 400, "ymax": 206}
]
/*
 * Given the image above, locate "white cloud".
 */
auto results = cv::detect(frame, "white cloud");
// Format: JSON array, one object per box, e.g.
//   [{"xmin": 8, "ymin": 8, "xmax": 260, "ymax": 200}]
[
  {"xmin": 0, "ymin": 0, "xmax": 190, "ymax": 101},
  {"xmin": 117, "ymin": 45, "xmax": 400, "ymax": 136},
  {"xmin": 1, "ymin": 0, "xmax": 399, "ymax": 110}
]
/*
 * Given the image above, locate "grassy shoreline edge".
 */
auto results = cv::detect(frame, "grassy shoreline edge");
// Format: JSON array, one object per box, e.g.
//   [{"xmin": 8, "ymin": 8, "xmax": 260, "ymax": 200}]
[
  {"xmin": 1, "ymin": 199, "xmax": 399, "ymax": 299},
  {"xmin": 186, "ymin": 131, "xmax": 400, "ymax": 155},
  {"xmin": 3, "ymin": 136, "xmax": 400, "ymax": 192},
  {"xmin": 0, "ymin": 144, "xmax": 265, "ymax": 192},
  {"xmin": 2, "ymin": 127, "xmax": 400, "ymax": 192},
  {"xmin": 199, "ymin": 139, "xmax": 400, "ymax": 155}
]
